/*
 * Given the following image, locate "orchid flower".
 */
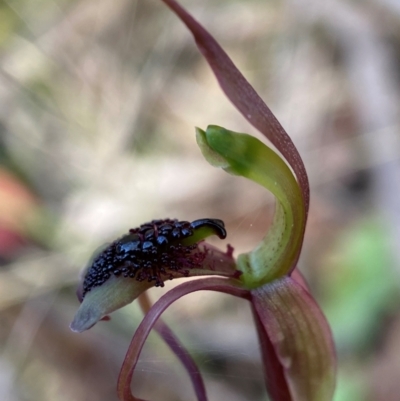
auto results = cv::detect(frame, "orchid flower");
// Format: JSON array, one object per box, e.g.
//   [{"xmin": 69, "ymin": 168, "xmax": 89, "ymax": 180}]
[{"xmin": 70, "ymin": 1, "xmax": 336, "ymax": 400}]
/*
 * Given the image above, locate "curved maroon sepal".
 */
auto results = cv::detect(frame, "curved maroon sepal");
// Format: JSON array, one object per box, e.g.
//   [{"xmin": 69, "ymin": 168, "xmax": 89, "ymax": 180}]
[
  {"xmin": 251, "ymin": 276, "xmax": 336, "ymax": 401},
  {"xmin": 252, "ymin": 305, "xmax": 292, "ymax": 401},
  {"xmin": 118, "ymin": 277, "xmax": 250, "ymax": 401}
]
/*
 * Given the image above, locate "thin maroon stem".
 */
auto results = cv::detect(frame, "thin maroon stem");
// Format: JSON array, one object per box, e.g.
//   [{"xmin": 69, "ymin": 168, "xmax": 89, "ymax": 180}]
[
  {"xmin": 117, "ymin": 278, "xmax": 250, "ymax": 401},
  {"xmin": 138, "ymin": 293, "xmax": 208, "ymax": 401}
]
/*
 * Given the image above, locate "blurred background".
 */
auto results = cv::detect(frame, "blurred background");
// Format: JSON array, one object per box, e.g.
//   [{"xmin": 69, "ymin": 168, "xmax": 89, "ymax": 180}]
[{"xmin": 0, "ymin": 0, "xmax": 399, "ymax": 400}]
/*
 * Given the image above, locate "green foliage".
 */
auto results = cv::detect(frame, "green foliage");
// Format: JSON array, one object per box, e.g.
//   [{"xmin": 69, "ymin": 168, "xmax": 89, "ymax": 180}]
[{"xmin": 324, "ymin": 218, "xmax": 400, "ymax": 353}]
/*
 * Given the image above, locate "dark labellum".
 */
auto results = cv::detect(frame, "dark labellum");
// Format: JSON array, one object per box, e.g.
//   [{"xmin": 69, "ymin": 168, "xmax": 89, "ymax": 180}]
[{"xmin": 82, "ymin": 218, "xmax": 226, "ymax": 298}]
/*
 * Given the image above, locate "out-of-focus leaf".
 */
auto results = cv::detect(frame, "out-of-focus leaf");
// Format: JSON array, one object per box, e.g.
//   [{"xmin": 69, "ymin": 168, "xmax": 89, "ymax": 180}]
[
  {"xmin": 333, "ymin": 369, "xmax": 366, "ymax": 401},
  {"xmin": 323, "ymin": 219, "xmax": 400, "ymax": 352},
  {"xmin": 0, "ymin": 5, "xmax": 20, "ymax": 47}
]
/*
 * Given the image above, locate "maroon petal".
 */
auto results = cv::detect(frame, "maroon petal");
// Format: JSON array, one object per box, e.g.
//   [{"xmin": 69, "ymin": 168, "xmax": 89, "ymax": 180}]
[
  {"xmin": 252, "ymin": 304, "xmax": 292, "ymax": 401},
  {"xmin": 117, "ymin": 277, "xmax": 250, "ymax": 401},
  {"xmin": 137, "ymin": 293, "xmax": 207, "ymax": 401},
  {"xmin": 252, "ymin": 276, "xmax": 336, "ymax": 401}
]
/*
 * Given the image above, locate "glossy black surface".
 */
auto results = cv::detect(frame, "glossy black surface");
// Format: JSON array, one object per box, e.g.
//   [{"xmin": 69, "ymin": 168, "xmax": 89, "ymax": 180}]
[{"xmin": 82, "ymin": 218, "xmax": 225, "ymax": 297}]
